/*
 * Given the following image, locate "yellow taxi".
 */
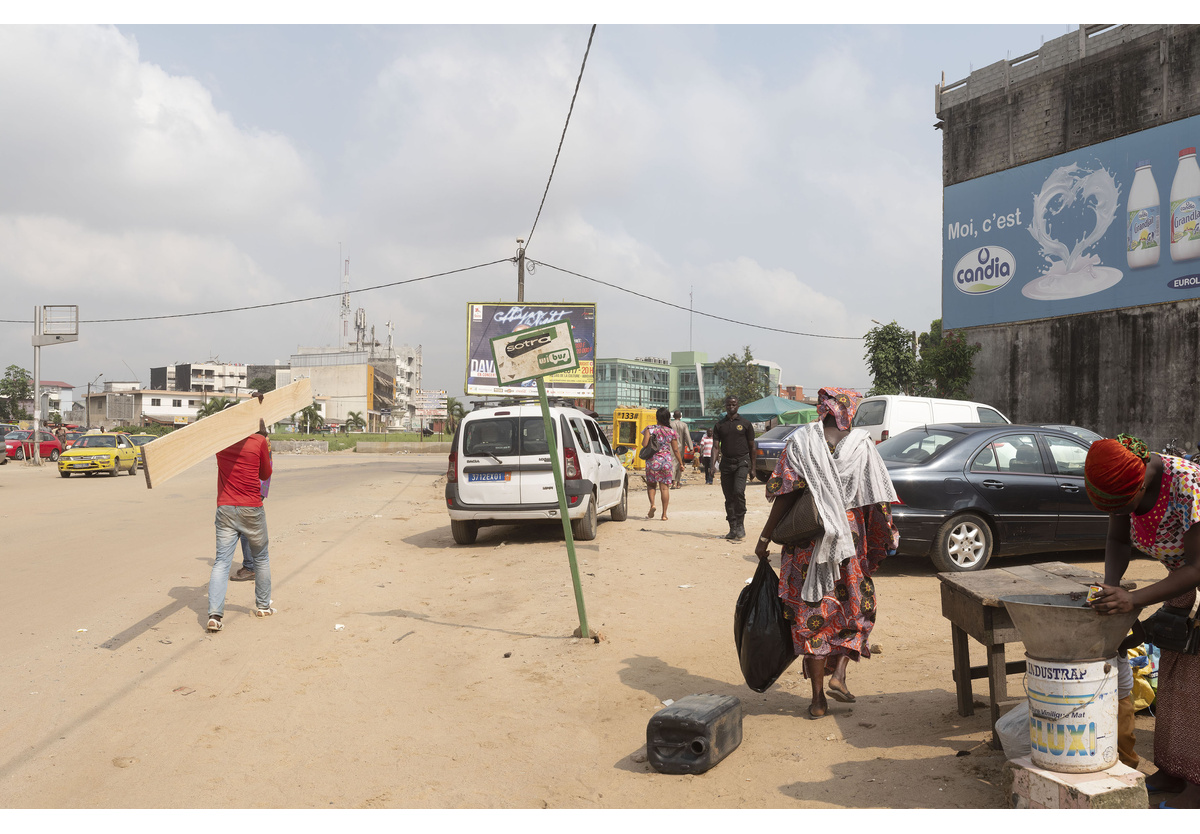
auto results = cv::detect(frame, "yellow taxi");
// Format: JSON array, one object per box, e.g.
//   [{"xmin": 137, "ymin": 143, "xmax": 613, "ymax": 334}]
[
  {"xmin": 127, "ymin": 433, "xmax": 157, "ymax": 465},
  {"xmin": 57, "ymin": 432, "xmax": 141, "ymax": 478}
]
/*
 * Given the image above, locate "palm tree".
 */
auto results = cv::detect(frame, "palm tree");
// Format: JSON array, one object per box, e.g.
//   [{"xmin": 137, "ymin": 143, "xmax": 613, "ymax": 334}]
[
  {"xmin": 346, "ymin": 410, "xmax": 366, "ymax": 432},
  {"xmin": 298, "ymin": 403, "xmax": 324, "ymax": 434},
  {"xmin": 196, "ymin": 397, "xmax": 230, "ymax": 420},
  {"xmin": 445, "ymin": 397, "xmax": 465, "ymax": 434}
]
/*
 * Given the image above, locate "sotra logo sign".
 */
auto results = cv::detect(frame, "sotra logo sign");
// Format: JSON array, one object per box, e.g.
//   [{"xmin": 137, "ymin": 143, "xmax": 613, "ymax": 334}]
[
  {"xmin": 954, "ymin": 246, "xmax": 1015, "ymax": 295},
  {"xmin": 505, "ymin": 329, "xmax": 555, "ymax": 359}
]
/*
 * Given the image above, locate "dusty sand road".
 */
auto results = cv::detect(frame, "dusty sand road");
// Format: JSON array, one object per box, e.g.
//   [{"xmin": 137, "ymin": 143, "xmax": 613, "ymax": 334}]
[{"xmin": 0, "ymin": 452, "xmax": 1168, "ymax": 809}]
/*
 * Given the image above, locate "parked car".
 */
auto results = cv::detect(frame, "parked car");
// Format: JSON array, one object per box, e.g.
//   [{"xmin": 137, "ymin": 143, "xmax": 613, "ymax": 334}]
[
  {"xmin": 4, "ymin": 430, "xmax": 64, "ymax": 461},
  {"xmin": 753, "ymin": 424, "xmax": 804, "ymax": 481},
  {"xmin": 445, "ymin": 402, "xmax": 629, "ymax": 544},
  {"xmin": 852, "ymin": 395, "xmax": 1010, "ymax": 443},
  {"xmin": 60, "ymin": 431, "xmax": 83, "ymax": 448},
  {"xmin": 57, "ymin": 432, "xmax": 140, "ymax": 477},
  {"xmin": 127, "ymin": 433, "xmax": 157, "ymax": 464},
  {"xmin": 879, "ymin": 423, "xmax": 1105, "ymax": 573}
]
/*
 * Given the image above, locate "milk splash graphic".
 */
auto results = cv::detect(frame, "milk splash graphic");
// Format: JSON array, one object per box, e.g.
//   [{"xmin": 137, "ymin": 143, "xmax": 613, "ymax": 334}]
[{"xmin": 1022, "ymin": 163, "xmax": 1124, "ymax": 300}]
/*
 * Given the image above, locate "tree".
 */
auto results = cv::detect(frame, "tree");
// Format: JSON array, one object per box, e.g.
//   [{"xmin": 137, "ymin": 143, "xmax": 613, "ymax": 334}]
[
  {"xmin": 445, "ymin": 397, "xmax": 465, "ymax": 434},
  {"xmin": 346, "ymin": 410, "xmax": 366, "ymax": 432},
  {"xmin": 297, "ymin": 403, "xmax": 324, "ymax": 434},
  {"xmin": 863, "ymin": 322, "xmax": 919, "ymax": 396},
  {"xmin": 913, "ymin": 319, "xmax": 982, "ymax": 399},
  {"xmin": 195, "ymin": 397, "xmax": 230, "ymax": 420},
  {"xmin": 248, "ymin": 375, "xmax": 276, "ymax": 394},
  {"xmin": 0, "ymin": 365, "xmax": 33, "ymax": 422},
  {"xmin": 709, "ymin": 346, "xmax": 768, "ymax": 414}
]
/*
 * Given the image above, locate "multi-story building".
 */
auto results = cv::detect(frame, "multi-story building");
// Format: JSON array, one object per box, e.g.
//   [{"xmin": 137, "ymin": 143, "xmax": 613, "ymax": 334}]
[
  {"xmin": 285, "ymin": 346, "xmax": 417, "ymax": 432},
  {"xmin": 149, "ymin": 362, "xmax": 249, "ymax": 395},
  {"xmin": 593, "ymin": 352, "xmax": 781, "ymax": 426}
]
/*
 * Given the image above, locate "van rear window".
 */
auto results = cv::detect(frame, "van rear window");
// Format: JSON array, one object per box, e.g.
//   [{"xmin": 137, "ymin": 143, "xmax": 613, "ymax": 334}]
[
  {"xmin": 852, "ymin": 400, "xmax": 885, "ymax": 427},
  {"xmin": 464, "ymin": 417, "xmax": 556, "ymax": 456}
]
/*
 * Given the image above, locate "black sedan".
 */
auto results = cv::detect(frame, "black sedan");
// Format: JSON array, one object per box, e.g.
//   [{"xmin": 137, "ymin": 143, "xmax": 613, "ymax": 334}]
[
  {"xmin": 754, "ymin": 424, "xmax": 804, "ymax": 481},
  {"xmin": 878, "ymin": 423, "xmax": 1105, "ymax": 572}
]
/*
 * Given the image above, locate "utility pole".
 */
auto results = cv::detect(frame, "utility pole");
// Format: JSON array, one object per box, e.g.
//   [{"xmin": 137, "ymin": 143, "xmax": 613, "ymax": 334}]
[{"xmin": 516, "ymin": 238, "xmax": 526, "ymax": 303}]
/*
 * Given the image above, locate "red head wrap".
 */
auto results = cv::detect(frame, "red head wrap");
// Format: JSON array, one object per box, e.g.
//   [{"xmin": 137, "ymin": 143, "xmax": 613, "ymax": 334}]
[{"xmin": 1084, "ymin": 438, "xmax": 1147, "ymax": 512}]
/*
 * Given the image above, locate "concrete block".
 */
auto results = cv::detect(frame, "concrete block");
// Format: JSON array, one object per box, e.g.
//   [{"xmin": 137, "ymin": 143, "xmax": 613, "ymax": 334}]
[{"xmin": 1004, "ymin": 757, "xmax": 1148, "ymax": 809}]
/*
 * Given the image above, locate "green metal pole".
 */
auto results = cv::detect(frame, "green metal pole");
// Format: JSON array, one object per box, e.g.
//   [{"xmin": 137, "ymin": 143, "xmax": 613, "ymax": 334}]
[{"xmin": 537, "ymin": 378, "xmax": 590, "ymax": 639}]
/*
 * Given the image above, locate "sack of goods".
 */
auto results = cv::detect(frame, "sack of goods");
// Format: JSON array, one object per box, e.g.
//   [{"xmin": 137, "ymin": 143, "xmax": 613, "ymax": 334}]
[{"xmin": 733, "ymin": 559, "xmax": 796, "ymax": 692}]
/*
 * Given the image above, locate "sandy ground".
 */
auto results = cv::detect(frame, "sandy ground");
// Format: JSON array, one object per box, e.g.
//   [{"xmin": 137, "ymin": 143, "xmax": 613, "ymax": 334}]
[{"xmin": 0, "ymin": 452, "xmax": 1170, "ymax": 810}]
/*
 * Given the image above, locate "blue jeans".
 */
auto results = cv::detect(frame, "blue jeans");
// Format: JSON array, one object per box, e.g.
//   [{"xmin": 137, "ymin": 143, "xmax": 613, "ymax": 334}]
[{"xmin": 209, "ymin": 505, "xmax": 271, "ymax": 616}]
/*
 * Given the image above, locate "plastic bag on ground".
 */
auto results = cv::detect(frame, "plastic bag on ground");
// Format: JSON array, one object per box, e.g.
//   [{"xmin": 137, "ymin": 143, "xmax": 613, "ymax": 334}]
[
  {"xmin": 733, "ymin": 558, "xmax": 797, "ymax": 693},
  {"xmin": 995, "ymin": 701, "xmax": 1032, "ymax": 761}
]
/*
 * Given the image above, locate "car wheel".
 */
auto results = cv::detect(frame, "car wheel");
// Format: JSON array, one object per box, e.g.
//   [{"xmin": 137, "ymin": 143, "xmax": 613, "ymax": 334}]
[
  {"xmin": 129, "ymin": 456, "xmax": 138, "ymax": 475},
  {"xmin": 755, "ymin": 471, "xmax": 770, "ymax": 482},
  {"xmin": 110, "ymin": 461, "xmax": 120, "ymax": 476},
  {"xmin": 572, "ymin": 495, "xmax": 598, "ymax": 541},
  {"xmin": 450, "ymin": 519, "xmax": 478, "ymax": 545},
  {"xmin": 15, "ymin": 447, "xmax": 24, "ymax": 461},
  {"xmin": 931, "ymin": 512, "xmax": 994, "ymax": 572},
  {"xmin": 610, "ymin": 479, "xmax": 629, "ymax": 522},
  {"xmin": 50, "ymin": 449, "xmax": 60, "ymax": 461},
  {"xmin": 60, "ymin": 470, "xmax": 71, "ymax": 478}
]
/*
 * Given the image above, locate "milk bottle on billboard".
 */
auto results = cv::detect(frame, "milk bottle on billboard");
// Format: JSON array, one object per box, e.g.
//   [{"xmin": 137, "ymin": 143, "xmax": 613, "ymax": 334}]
[
  {"xmin": 1127, "ymin": 160, "xmax": 1160, "ymax": 269},
  {"xmin": 1170, "ymin": 148, "xmax": 1200, "ymax": 262}
]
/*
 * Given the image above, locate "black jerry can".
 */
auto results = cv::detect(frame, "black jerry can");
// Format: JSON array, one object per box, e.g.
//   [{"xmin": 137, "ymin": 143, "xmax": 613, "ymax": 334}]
[{"xmin": 646, "ymin": 694, "xmax": 743, "ymax": 775}]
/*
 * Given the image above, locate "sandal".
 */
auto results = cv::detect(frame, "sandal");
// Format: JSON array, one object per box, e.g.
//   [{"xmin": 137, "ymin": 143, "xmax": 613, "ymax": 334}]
[
  {"xmin": 254, "ymin": 606, "xmax": 276, "ymax": 618},
  {"xmin": 206, "ymin": 616, "xmax": 223, "ymax": 632},
  {"xmin": 647, "ymin": 507, "xmax": 657, "ymax": 518},
  {"xmin": 827, "ymin": 680, "xmax": 856, "ymax": 703}
]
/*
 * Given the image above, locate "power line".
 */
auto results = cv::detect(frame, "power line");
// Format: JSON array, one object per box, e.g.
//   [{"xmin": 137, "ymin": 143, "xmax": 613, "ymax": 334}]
[
  {"xmin": 0, "ymin": 260, "xmax": 509, "ymax": 324},
  {"xmin": 525, "ymin": 24, "xmax": 596, "ymax": 250},
  {"xmin": 531, "ymin": 259, "xmax": 864, "ymax": 341}
]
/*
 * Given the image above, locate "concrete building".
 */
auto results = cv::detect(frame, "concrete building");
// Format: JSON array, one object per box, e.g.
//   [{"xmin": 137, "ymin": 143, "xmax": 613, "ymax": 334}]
[
  {"xmin": 78, "ymin": 386, "xmax": 328, "ymax": 430},
  {"xmin": 150, "ymin": 362, "xmax": 250, "ymax": 395},
  {"xmin": 593, "ymin": 351, "xmax": 781, "ymax": 426},
  {"xmin": 938, "ymin": 24, "xmax": 1200, "ymax": 448}
]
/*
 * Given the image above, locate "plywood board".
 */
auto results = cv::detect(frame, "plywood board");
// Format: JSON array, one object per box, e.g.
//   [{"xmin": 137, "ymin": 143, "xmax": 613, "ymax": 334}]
[{"xmin": 142, "ymin": 378, "xmax": 312, "ymax": 489}]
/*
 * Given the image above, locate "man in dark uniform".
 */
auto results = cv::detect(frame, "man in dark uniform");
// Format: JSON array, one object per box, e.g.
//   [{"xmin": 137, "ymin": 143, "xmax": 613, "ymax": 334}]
[{"xmin": 709, "ymin": 395, "xmax": 756, "ymax": 540}]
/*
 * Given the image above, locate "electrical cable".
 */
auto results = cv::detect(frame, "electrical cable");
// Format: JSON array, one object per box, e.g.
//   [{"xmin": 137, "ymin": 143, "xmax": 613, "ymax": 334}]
[
  {"xmin": 525, "ymin": 24, "xmax": 596, "ymax": 250},
  {"xmin": 531, "ymin": 259, "xmax": 864, "ymax": 341},
  {"xmin": 0, "ymin": 259, "xmax": 509, "ymax": 324}
]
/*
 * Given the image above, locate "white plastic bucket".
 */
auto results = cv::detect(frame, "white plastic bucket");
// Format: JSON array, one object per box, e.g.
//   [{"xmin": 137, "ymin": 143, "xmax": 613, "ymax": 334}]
[{"xmin": 1025, "ymin": 656, "xmax": 1119, "ymax": 773}]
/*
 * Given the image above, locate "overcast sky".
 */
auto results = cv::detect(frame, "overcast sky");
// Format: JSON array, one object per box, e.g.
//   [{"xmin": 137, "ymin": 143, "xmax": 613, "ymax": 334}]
[{"xmin": 0, "ymin": 18, "xmax": 1087, "ymax": 402}]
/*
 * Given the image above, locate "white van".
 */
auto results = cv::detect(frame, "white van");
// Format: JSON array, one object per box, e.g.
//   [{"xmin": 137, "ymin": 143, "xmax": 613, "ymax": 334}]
[
  {"xmin": 445, "ymin": 403, "xmax": 629, "ymax": 544},
  {"xmin": 851, "ymin": 395, "xmax": 1010, "ymax": 442}
]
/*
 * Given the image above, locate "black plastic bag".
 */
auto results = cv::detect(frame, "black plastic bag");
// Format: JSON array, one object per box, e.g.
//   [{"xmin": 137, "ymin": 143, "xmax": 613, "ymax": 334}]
[{"xmin": 734, "ymin": 558, "xmax": 797, "ymax": 692}]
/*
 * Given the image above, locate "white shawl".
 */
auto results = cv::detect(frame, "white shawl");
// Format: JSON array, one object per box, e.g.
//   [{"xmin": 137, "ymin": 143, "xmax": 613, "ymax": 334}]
[{"xmin": 782, "ymin": 422, "xmax": 897, "ymax": 603}]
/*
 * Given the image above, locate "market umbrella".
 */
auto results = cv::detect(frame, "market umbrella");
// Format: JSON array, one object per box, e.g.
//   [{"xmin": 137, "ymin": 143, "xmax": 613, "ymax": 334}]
[{"xmin": 736, "ymin": 395, "xmax": 813, "ymax": 423}]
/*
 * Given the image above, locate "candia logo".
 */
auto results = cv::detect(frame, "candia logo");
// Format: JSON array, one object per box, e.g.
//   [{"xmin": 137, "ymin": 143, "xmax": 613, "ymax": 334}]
[
  {"xmin": 505, "ymin": 330, "xmax": 554, "ymax": 358},
  {"xmin": 954, "ymin": 246, "xmax": 1015, "ymax": 295}
]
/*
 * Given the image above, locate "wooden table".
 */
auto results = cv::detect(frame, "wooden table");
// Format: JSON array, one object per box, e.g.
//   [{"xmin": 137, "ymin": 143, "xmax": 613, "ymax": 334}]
[{"xmin": 937, "ymin": 561, "xmax": 1135, "ymax": 748}]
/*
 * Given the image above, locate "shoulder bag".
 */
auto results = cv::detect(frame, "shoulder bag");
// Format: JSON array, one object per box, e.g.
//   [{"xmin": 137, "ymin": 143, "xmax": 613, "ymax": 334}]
[
  {"xmin": 770, "ymin": 488, "xmax": 824, "ymax": 546},
  {"xmin": 639, "ymin": 428, "xmax": 661, "ymax": 460},
  {"xmin": 1141, "ymin": 595, "xmax": 1200, "ymax": 655}
]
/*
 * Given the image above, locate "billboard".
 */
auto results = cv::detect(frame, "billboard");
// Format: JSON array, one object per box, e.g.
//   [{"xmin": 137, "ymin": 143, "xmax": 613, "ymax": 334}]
[
  {"xmin": 943, "ymin": 113, "xmax": 1200, "ymax": 329},
  {"xmin": 465, "ymin": 303, "xmax": 595, "ymax": 397}
]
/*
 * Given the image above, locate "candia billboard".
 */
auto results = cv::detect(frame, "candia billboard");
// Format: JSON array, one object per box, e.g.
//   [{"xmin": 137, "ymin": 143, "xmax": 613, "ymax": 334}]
[
  {"xmin": 944, "ymin": 113, "xmax": 1200, "ymax": 328},
  {"xmin": 465, "ymin": 303, "xmax": 595, "ymax": 397}
]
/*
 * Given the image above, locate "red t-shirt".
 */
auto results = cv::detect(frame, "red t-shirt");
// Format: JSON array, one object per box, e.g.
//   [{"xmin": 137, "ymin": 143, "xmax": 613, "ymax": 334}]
[{"xmin": 216, "ymin": 434, "xmax": 272, "ymax": 507}]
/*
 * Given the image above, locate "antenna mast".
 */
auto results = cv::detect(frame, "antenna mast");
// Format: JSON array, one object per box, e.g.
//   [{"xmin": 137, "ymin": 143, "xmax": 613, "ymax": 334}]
[{"xmin": 339, "ymin": 247, "xmax": 351, "ymax": 349}]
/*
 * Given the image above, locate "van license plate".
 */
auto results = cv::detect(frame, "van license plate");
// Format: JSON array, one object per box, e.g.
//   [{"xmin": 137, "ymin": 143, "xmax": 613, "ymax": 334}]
[{"xmin": 467, "ymin": 472, "xmax": 511, "ymax": 482}]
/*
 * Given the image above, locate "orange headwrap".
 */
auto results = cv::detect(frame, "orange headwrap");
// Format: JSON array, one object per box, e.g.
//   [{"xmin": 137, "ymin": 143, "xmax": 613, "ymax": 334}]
[{"xmin": 1084, "ymin": 438, "xmax": 1147, "ymax": 512}]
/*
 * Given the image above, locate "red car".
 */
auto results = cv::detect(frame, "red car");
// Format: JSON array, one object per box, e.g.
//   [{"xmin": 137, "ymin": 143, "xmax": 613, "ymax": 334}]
[{"xmin": 4, "ymin": 430, "xmax": 65, "ymax": 462}]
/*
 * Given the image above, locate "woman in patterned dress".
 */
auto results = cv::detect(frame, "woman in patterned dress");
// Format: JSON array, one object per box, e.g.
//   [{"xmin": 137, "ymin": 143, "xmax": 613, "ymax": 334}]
[
  {"xmin": 753, "ymin": 388, "xmax": 899, "ymax": 719},
  {"xmin": 641, "ymin": 407, "xmax": 682, "ymax": 521},
  {"xmin": 1086, "ymin": 435, "xmax": 1200, "ymax": 808}
]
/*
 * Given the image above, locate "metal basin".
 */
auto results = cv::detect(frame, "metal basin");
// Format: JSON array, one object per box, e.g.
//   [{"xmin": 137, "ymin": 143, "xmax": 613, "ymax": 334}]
[{"xmin": 1000, "ymin": 594, "xmax": 1141, "ymax": 661}]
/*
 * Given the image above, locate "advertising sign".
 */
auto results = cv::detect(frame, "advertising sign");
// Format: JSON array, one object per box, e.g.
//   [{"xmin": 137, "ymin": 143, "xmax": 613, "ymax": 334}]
[
  {"xmin": 465, "ymin": 303, "xmax": 595, "ymax": 397},
  {"xmin": 489, "ymin": 320, "xmax": 579, "ymax": 387},
  {"xmin": 943, "ymin": 113, "xmax": 1200, "ymax": 329}
]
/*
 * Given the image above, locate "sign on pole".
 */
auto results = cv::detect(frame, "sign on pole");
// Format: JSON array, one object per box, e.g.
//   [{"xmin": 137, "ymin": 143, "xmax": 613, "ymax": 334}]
[{"xmin": 488, "ymin": 320, "xmax": 591, "ymax": 640}]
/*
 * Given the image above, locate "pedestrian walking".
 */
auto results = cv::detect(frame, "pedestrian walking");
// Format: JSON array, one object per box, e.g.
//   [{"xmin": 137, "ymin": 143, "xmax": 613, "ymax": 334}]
[
  {"xmin": 207, "ymin": 415, "xmax": 274, "ymax": 633},
  {"xmin": 670, "ymin": 410, "xmax": 692, "ymax": 488},
  {"xmin": 710, "ymin": 395, "xmax": 756, "ymax": 539},
  {"xmin": 642, "ymin": 407, "xmax": 683, "ymax": 521},
  {"xmin": 698, "ymin": 430, "xmax": 714, "ymax": 485}
]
